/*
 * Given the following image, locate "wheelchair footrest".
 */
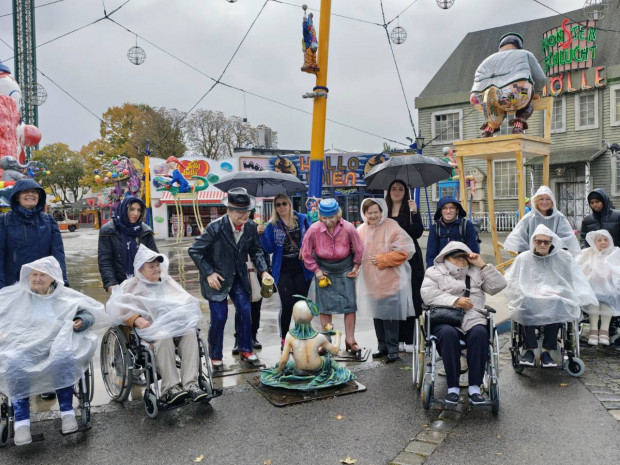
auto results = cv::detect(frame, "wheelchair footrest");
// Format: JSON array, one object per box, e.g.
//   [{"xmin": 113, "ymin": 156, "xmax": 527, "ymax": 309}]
[{"xmin": 59, "ymin": 423, "xmax": 91, "ymax": 436}]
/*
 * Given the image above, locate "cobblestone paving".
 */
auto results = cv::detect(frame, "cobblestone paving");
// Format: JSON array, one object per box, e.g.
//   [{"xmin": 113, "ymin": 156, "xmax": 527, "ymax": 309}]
[{"xmin": 578, "ymin": 340, "xmax": 620, "ymax": 420}]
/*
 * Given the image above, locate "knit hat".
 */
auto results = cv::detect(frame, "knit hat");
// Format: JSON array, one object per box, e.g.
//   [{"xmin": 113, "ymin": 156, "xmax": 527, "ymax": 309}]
[
  {"xmin": 499, "ymin": 32, "xmax": 523, "ymax": 50},
  {"xmin": 318, "ymin": 198, "xmax": 339, "ymax": 217}
]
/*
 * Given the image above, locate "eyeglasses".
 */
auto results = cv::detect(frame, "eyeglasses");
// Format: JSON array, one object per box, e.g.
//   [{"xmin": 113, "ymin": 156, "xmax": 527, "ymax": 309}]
[
  {"xmin": 534, "ymin": 240, "xmax": 551, "ymax": 245},
  {"xmin": 442, "ymin": 206, "xmax": 457, "ymax": 211},
  {"xmin": 275, "ymin": 202, "xmax": 289, "ymax": 207}
]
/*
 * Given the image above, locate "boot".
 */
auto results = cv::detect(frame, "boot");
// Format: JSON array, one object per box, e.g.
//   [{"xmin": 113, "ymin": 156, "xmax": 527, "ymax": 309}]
[{"xmin": 510, "ymin": 118, "xmax": 528, "ymax": 134}]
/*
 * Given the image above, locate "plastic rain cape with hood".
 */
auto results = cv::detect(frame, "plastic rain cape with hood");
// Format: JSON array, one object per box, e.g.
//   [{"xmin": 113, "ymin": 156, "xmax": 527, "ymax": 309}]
[
  {"xmin": 0, "ymin": 256, "xmax": 107, "ymax": 399},
  {"xmin": 575, "ymin": 230, "xmax": 620, "ymax": 315},
  {"xmin": 504, "ymin": 185, "xmax": 581, "ymax": 255},
  {"xmin": 105, "ymin": 245, "xmax": 202, "ymax": 340},
  {"xmin": 505, "ymin": 224, "xmax": 597, "ymax": 325},
  {"xmin": 356, "ymin": 198, "xmax": 415, "ymax": 320}
]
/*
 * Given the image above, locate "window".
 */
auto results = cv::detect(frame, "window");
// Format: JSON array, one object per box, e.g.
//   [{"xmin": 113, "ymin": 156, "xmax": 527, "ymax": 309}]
[
  {"xmin": 431, "ymin": 109, "xmax": 462, "ymax": 144},
  {"xmin": 611, "ymin": 84, "xmax": 620, "ymax": 127},
  {"xmin": 498, "ymin": 114, "xmax": 514, "ymax": 135},
  {"xmin": 493, "ymin": 160, "xmax": 518, "ymax": 199},
  {"xmin": 550, "ymin": 95, "xmax": 566, "ymax": 133},
  {"xmin": 575, "ymin": 91, "xmax": 598, "ymax": 130}
]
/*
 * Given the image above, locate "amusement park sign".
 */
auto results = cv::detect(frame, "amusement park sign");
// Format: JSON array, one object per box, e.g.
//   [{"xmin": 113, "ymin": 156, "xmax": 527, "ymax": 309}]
[
  {"xmin": 541, "ymin": 19, "xmax": 598, "ymax": 76},
  {"xmin": 179, "ymin": 159, "xmax": 210, "ymax": 179}
]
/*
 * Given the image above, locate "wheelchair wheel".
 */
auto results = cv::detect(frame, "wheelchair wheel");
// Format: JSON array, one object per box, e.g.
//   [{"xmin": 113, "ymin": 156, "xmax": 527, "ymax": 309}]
[
  {"xmin": 411, "ymin": 318, "xmax": 424, "ymax": 390},
  {"xmin": 198, "ymin": 337, "xmax": 215, "ymax": 399},
  {"xmin": 100, "ymin": 327, "xmax": 132, "ymax": 402},
  {"xmin": 565, "ymin": 357, "xmax": 585, "ymax": 377},
  {"xmin": 144, "ymin": 393, "xmax": 159, "ymax": 419},
  {"xmin": 421, "ymin": 373, "xmax": 433, "ymax": 411},
  {"xmin": 489, "ymin": 381, "xmax": 500, "ymax": 417}
]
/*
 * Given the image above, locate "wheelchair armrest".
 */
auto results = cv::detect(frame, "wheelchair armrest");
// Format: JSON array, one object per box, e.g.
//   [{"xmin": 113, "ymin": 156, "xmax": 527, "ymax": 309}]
[{"xmin": 484, "ymin": 305, "xmax": 496, "ymax": 314}]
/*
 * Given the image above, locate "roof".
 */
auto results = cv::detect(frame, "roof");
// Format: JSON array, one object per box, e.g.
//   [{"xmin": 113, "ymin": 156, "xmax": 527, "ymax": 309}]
[
  {"xmin": 416, "ymin": 0, "xmax": 620, "ymax": 107},
  {"xmin": 525, "ymin": 147, "xmax": 608, "ymax": 166}
]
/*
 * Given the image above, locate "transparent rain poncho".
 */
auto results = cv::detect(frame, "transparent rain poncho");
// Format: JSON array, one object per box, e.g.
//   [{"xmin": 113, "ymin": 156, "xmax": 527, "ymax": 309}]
[
  {"xmin": 105, "ymin": 245, "xmax": 203, "ymax": 340},
  {"xmin": 356, "ymin": 198, "xmax": 415, "ymax": 320},
  {"xmin": 504, "ymin": 185, "xmax": 581, "ymax": 255},
  {"xmin": 0, "ymin": 256, "xmax": 107, "ymax": 399},
  {"xmin": 575, "ymin": 230, "xmax": 620, "ymax": 316},
  {"xmin": 505, "ymin": 224, "xmax": 597, "ymax": 325}
]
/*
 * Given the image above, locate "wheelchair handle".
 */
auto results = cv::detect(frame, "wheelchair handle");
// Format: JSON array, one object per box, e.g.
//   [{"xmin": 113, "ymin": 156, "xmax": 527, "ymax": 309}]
[{"xmin": 484, "ymin": 305, "xmax": 496, "ymax": 313}]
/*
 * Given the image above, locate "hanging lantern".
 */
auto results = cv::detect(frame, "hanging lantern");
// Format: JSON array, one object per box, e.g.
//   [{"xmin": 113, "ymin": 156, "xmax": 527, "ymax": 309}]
[
  {"xmin": 390, "ymin": 26, "xmax": 407, "ymax": 45},
  {"xmin": 436, "ymin": 0, "xmax": 455, "ymax": 9},
  {"xmin": 583, "ymin": 0, "xmax": 607, "ymax": 20},
  {"xmin": 127, "ymin": 46, "xmax": 146, "ymax": 65},
  {"xmin": 23, "ymin": 82, "xmax": 47, "ymax": 106},
  {"xmin": 226, "ymin": 0, "xmax": 238, "ymax": 2}
]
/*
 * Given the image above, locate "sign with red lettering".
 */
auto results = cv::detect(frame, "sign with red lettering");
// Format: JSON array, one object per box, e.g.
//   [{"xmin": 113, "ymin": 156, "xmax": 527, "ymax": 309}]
[{"xmin": 180, "ymin": 160, "xmax": 210, "ymax": 179}]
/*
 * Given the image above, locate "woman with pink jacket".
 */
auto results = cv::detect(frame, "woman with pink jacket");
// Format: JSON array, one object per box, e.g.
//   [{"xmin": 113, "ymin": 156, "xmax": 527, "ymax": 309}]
[{"xmin": 301, "ymin": 199, "xmax": 364, "ymax": 356}]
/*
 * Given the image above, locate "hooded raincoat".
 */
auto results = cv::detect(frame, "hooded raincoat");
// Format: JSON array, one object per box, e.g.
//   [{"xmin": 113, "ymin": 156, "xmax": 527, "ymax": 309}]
[
  {"xmin": 504, "ymin": 186, "xmax": 580, "ymax": 255},
  {"xmin": 575, "ymin": 230, "xmax": 620, "ymax": 316},
  {"xmin": 356, "ymin": 199, "xmax": 414, "ymax": 321},
  {"xmin": 421, "ymin": 241, "xmax": 506, "ymax": 333},
  {"xmin": 0, "ymin": 256, "xmax": 107, "ymax": 399},
  {"xmin": 580, "ymin": 189, "xmax": 620, "ymax": 248},
  {"xmin": 505, "ymin": 224, "xmax": 597, "ymax": 325},
  {"xmin": 105, "ymin": 245, "xmax": 203, "ymax": 340}
]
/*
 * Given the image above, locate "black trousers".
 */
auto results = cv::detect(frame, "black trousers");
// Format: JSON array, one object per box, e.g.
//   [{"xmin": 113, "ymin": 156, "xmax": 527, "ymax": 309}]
[
  {"xmin": 374, "ymin": 318, "xmax": 400, "ymax": 356},
  {"xmin": 523, "ymin": 323, "xmax": 561, "ymax": 351},
  {"xmin": 277, "ymin": 265, "xmax": 311, "ymax": 339},
  {"xmin": 399, "ymin": 317, "xmax": 416, "ymax": 344},
  {"xmin": 432, "ymin": 324, "xmax": 488, "ymax": 389}
]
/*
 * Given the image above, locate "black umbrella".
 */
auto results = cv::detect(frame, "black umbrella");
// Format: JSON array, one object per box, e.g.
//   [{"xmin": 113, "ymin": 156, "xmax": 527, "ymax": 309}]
[
  {"xmin": 364, "ymin": 154, "xmax": 453, "ymax": 190},
  {"xmin": 214, "ymin": 170, "xmax": 306, "ymax": 197}
]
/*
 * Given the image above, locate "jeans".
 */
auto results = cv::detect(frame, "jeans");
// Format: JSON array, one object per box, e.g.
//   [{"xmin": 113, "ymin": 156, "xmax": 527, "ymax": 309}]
[
  {"xmin": 208, "ymin": 276, "xmax": 252, "ymax": 359},
  {"xmin": 523, "ymin": 323, "xmax": 561, "ymax": 351},
  {"xmin": 432, "ymin": 324, "xmax": 488, "ymax": 389},
  {"xmin": 374, "ymin": 318, "xmax": 400, "ymax": 356},
  {"xmin": 13, "ymin": 386, "xmax": 74, "ymax": 422}
]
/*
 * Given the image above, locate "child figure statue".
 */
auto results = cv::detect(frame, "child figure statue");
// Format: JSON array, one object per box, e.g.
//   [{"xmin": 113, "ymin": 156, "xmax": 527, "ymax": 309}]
[
  {"xmin": 470, "ymin": 32, "xmax": 547, "ymax": 137},
  {"xmin": 301, "ymin": 6, "xmax": 319, "ymax": 74},
  {"xmin": 165, "ymin": 156, "xmax": 191, "ymax": 194},
  {"xmin": 260, "ymin": 297, "xmax": 355, "ymax": 390}
]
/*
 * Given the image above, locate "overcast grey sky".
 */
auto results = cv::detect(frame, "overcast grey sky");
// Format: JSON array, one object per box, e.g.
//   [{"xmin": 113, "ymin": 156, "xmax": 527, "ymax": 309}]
[{"xmin": 0, "ymin": 0, "xmax": 585, "ymax": 154}]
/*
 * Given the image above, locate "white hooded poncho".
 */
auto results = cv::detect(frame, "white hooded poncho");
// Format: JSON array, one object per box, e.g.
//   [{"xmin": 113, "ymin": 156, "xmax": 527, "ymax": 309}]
[
  {"xmin": 356, "ymin": 198, "xmax": 415, "ymax": 320},
  {"xmin": 0, "ymin": 256, "xmax": 107, "ymax": 399},
  {"xmin": 504, "ymin": 185, "xmax": 581, "ymax": 255},
  {"xmin": 575, "ymin": 230, "xmax": 620, "ymax": 316},
  {"xmin": 105, "ymin": 245, "xmax": 203, "ymax": 340},
  {"xmin": 505, "ymin": 224, "xmax": 597, "ymax": 325}
]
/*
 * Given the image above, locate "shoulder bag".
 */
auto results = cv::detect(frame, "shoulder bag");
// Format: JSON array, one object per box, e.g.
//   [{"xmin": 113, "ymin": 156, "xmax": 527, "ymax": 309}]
[{"xmin": 427, "ymin": 275, "xmax": 471, "ymax": 327}]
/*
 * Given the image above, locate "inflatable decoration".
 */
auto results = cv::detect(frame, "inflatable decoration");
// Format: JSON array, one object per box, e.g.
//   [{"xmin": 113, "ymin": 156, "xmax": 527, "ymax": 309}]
[{"xmin": 301, "ymin": 5, "xmax": 319, "ymax": 74}]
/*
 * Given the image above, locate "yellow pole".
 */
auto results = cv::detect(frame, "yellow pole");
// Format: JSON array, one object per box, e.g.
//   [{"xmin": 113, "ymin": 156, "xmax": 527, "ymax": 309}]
[
  {"xmin": 144, "ymin": 155, "xmax": 152, "ymax": 228},
  {"xmin": 307, "ymin": 0, "xmax": 332, "ymax": 198}
]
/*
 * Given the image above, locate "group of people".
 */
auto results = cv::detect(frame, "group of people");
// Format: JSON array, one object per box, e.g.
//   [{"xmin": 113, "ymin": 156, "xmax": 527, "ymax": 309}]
[{"xmin": 2, "ymin": 173, "xmax": 620, "ymax": 444}]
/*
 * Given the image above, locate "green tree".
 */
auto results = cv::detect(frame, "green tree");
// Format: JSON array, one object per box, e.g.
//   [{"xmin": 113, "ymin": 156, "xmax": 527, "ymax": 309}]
[{"xmin": 32, "ymin": 143, "xmax": 87, "ymax": 204}]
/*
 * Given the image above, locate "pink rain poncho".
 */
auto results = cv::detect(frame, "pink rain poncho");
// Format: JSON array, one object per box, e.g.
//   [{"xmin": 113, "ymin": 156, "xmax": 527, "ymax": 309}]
[
  {"xmin": 575, "ymin": 230, "xmax": 620, "ymax": 316},
  {"xmin": 356, "ymin": 198, "xmax": 415, "ymax": 320},
  {"xmin": 505, "ymin": 224, "xmax": 597, "ymax": 325},
  {"xmin": 0, "ymin": 256, "xmax": 107, "ymax": 399},
  {"xmin": 105, "ymin": 245, "xmax": 203, "ymax": 340},
  {"xmin": 504, "ymin": 185, "xmax": 581, "ymax": 255}
]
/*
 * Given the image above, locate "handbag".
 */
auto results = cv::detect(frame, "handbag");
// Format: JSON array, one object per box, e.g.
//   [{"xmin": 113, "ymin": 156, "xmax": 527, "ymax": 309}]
[
  {"xmin": 247, "ymin": 258, "xmax": 262, "ymax": 302},
  {"xmin": 428, "ymin": 275, "xmax": 471, "ymax": 327}
]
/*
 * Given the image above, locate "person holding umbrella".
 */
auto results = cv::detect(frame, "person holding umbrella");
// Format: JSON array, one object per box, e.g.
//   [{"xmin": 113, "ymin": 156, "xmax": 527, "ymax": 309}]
[
  {"xmin": 258, "ymin": 193, "xmax": 313, "ymax": 349},
  {"xmin": 301, "ymin": 198, "xmax": 364, "ymax": 357},
  {"xmin": 385, "ymin": 180, "xmax": 425, "ymax": 353}
]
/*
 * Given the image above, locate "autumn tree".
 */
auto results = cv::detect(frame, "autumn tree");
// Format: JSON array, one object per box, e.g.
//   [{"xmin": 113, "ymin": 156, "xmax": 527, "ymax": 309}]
[{"xmin": 31, "ymin": 143, "xmax": 88, "ymax": 204}]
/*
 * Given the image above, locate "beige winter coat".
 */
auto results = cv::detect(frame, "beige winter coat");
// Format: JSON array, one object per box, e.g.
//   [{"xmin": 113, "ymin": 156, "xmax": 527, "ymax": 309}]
[{"xmin": 420, "ymin": 241, "xmax": 506, "ymax": 333}]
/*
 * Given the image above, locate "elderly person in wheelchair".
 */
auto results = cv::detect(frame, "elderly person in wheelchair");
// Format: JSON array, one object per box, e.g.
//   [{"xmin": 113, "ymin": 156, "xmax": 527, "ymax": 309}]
[
  {"xmin": 506, "ymin": 225, "xmax": 597, "ymax": 368},
  {"xmin": 0, "ymin": 257, "xmax": 106, "ymax": 446},
  {"xmin": 421, "ymin": 242, "xmax": 506, "ymax": 405},
  {"xmin": 106, "ymin": 245, "xmax": 206, "ymax": 405}
]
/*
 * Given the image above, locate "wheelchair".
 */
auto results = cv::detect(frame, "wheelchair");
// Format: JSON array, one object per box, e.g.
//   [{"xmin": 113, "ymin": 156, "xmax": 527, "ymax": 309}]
[
  {"xmin": 412, "ymin": 305, "xmax": 501, "ymax": 416},
  {"xmin": 100, "ymin": 327, "xmax": 221, "ymax": 419},
  {"xmin": 509, "ymin": 319, "xmax": 584, "ymax": 376},
  {"xmin": 0, "ymin": 361, "xmax": 94, "ymax": 447}
]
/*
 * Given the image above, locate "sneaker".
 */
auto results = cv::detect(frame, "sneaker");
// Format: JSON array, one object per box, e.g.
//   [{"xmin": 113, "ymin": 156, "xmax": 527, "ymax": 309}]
[
  {"xmin": 211, "ymin": 359, "xmax": 223, "ymax": 368},
  {"xmin": 163, "ymin": 385, "xmax": 188, "ymax": 405},
  {"xmin": 398, "ymin": 342, "xmax": 405, "ymax": 352},
  {"xmin": 239, "ymin": 351, "xmax": 258, "ymax": 363},
  {"xmin": 61, "ymin": 414, "xmax": 78, "ymax": 434},
  {"xmin": 588, "ymin": 330, "xmax": 599, "ymax": 346},
  {"xmin": 404, "ymin": 344, "xmax": 414, "ymax": 353},
  {"xmin": 599, "ymin": 331, "xmax": 610, "ymax": 346},
  {"xmin": 132, "ymin": 369, "xmax": 147, "ymax": 386},
  {"xmin": 386, "ymin": 353, "xmax": 399, "ymax": 363},
  {"xmin": 469, "ymin": 393, "xmax": 486, "ymax": 405},
  {"xmin": 252, "ymin": 338, "xmax": 262, "ymax": 350},
  {"xmin": 520, "ymin": 350, "xmax": 535, "ymax": 366},
  {"xmin": 232, "ymin": 342, "xmax": 239, "ymax": 356},
  {"xmin": 187, "ymin": 384, "xmax": 209, "ymax": 402},
  {"xmin": 13, "ymin": 425, "xmax": 32, "ymax": 446},
  {"xmin": 540, "ymin": 351, "xmax": 557, "ymax": 368},
  {"xmin": 445, "ymin": 392, "xmax": 459, "ymax": 405}
]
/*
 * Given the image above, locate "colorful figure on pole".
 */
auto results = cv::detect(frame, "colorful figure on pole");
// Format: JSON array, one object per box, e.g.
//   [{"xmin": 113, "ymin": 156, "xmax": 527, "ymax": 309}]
[
  {"xmin": 301, "ymin": 5, "xmax": 320, "ymax": 74},
  {"xmin": 164, "ymin": 156, "xmax": 191, "ymax": 193},
  {"xmin": 470, "ymin": 32, "xmax": 546, "ymax": 137},
  {"xmin": 260, "ymin": 297, "xmax": 355, "ymax": 390},
  {"xmin": 94, "ymin": 156, "xmax": 142, "ymax": 212}
]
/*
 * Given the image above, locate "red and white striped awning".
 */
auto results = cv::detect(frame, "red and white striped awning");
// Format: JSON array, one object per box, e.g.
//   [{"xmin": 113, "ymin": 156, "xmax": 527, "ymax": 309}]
[{"xmin": 159, "ymin": 190, "xmax": 226, "ymax": 205}]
